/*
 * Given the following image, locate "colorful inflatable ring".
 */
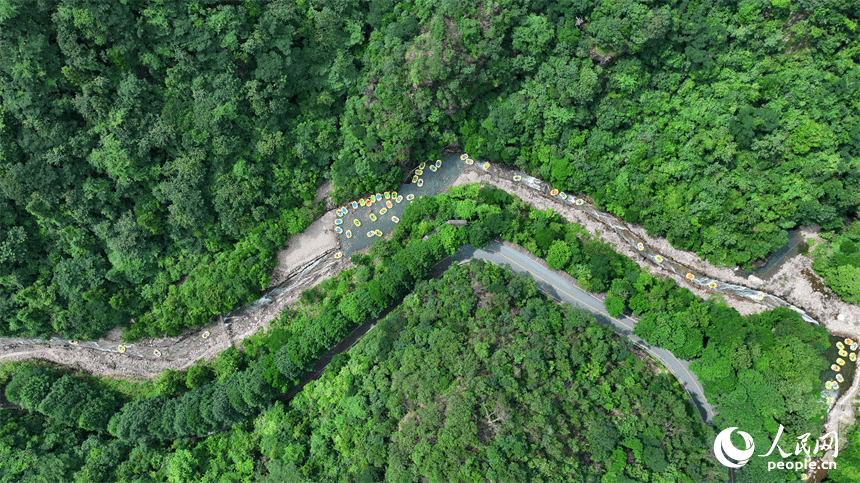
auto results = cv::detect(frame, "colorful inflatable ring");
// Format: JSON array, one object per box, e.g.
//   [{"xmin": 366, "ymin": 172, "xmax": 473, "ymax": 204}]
[
  {"xmin": 386, "ymin": 200, "xmax": 393, "ymax": 209},
  {"xmin": 686, "ymin": 273, "xmax": 695, "ymax": 280},
  {"xmin": 832, "ymin": 364, "xmax": 841, "ymax": 371},
  {"xmin": 412, "ymin": 175, "xmax": 420, "ymax": 183},
  {"xmin": 429, "ymin": 165, "xmax": 437, "ymax": 172},
  {"xmin": 836, "ymin": 374, "xmax": 845, "ymax": 383},
  {"xmin": 334, "ymin": 252, "xmax": 343, "ymax": 259},
  {"xmin": 392, "ymin": 216, "xmax": 400, "ymax": 223},
  {"xmin": 514, "ymin": 174, "xmax": 522, "ymax": 181},
  {"xmin": 708, "ymin": 282, "xmax": 718, "ymax": 289},
  {"xmin": 359, "ymin": 199, "xmax": 366, "ymax": 206},
  {"xmin": 575, "ymin": 199, "xmax": 584, "ymax": 206},
  {"xmin": 825, "ymin": 381, "xmax": 833, "ymax": 390},
  {"xmin": 837, "ymin": 358, "xmax": 846, "ymax": 366},
  {"xmin": 839, "ymin": 349, "xmax": 848, "ymax": 357},
  {"xmin": 482, "ymin": 162, "xmax": 490, "ymax": 171},
  {"xmin": 851, "ymin": 353, "xmax": 857, "ymax": 362},
  {"xmin": 345, "ymin": 230, "xmax": 352, "ymax": 238},
  {"xmin": 419, "ymin": 162, "xmax": 426, "ymax": 170},
  {"xmin": 70, "ymin": 340, "xmax": 78, "ymax": 345},
  {"xmin": 435, "ymin": 160, "xmax": 442, "ymax": 167},
  {"xmin": 353, "ymin": 219, "xmax": 361, "ymax": 227},
  {"xmin": 375, "ymin": 230, "xmax": 382, "ymax": 236},
  {"xmin": 416, "ymin": 169, "xmax": 423, "ymax": 176},
  {"xmin": 550, "ymin": 189, "xmax": 559, "ymax": 196},
  {"xmin": 846, "ymin": 338, "xmax": 854, "ymax": 346},
  {"xmin": 202, "ymin": 331, "xmax": 210, "ymax": 339},
  {"xmin": 335, "ymin": 226, "xmax": 343, "ymax": 234},
  {"xmin": 636, "ymin": 242, "xmax": 644, "ymax": 251},
  {"xmin": 351, "ymin": 201, "xmax": 359, "ymax": 209},
  {"xmin": 154, "ymin": 349, "xmax": 161, "ymax": 357},
  {"xmin": 655, "ymin": 255, "xmax": 663, "ymax": 263},
  {"xmin": 396, "ymin": 196, "xmax": 403, "ymax": 203},
  {"xmin": 367, "ymin": 231, "xmax": 374, "ymax": 237},
  {"xmin": 560, "ymin": 192, "xmax": 568, "ymax": 200},
  {"xmin": 384, "ymin": 192, "xmax": 391, "ymax": 199},
  {"xmin": 837, "ymin": 341, "xmax": 845, "ymax": 350},
  {"xmin": 118, "ymin": 345, "xmax": 126, "ymax": 352},
  {"xmin": 380, "ymin": 208, "xmax": 388, "ymax": 215},
  {"xmin": 460, "ymin": 154, "xmax": 468, "ymax": 160},
  {"xmin": 369, "ymin": 214, "xmax": 377, "ymax": 221},
  {"xmin": 335, "ymin": 218, "xmax": 342, "ymax": 225},
  {"xmin": 417, "ymin": 179, "xmax": 424, "ymax": 187},
  {"xmin": 407, "ymin": 194, "xmax": 415, "ymax": 201},
  {"xmin": 376, "ymin": 194, "xmax": 383, "ymax": 201}
]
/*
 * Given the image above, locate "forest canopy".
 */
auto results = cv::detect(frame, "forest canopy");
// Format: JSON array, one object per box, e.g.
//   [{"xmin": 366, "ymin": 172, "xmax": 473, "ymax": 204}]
[
  {"xmin": 0, "ymin": 181, "xmax": 841, "ymax": 482},
  {"xmin": 2, "ymin": 1, "xmax": 858, "ymax": 341},
  {"xmin": 0, "ymin": 261, "xmax": 726, "ymax": 482}
]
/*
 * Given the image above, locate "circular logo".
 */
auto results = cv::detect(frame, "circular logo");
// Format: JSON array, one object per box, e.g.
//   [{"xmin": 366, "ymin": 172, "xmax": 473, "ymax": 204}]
[{"xmin": 713, "ymin": 427, "xmax": 755, "ymax": 468}]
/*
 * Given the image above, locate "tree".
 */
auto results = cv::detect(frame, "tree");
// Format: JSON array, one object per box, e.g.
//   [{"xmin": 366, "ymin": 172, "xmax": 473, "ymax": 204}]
[
  {"xmin": 166, "ymin": 449, "xmax": 200, "ymax": 483},
  {"xmin": 546, "ymin": 240, "xmax": 571, "ymax": 269},
  {"xmin": 109, "ymin": 395, "xmax": 171, "ymax": 445},
  {"xmin": 37, "ymin": 375, "xmax": 119, "ymax": 432},
  {"xmin": 4, "ymin": 366, "xmax": 57, "ymax": 411},
  {"xmin": 276, "ymin": 345, "xmax": 305, "ymax": 382},
  {"xmin": 186, "ymin": 364, "xmax": 214, "ymax": 389},
  {"xmin": 605, "ymin": 295, "xmax": 626, "ymax": 317},
  {"xmin": 155, "ymin": 369, "xmax": 186, "ymax": 396}
]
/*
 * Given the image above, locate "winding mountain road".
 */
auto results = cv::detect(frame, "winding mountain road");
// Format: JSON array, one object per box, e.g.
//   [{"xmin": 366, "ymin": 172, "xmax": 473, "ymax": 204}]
[
  {"xmin": 449, "ymin": 241, "xmax": 715, "ymax": 425},
  {"xmin": 2, "ymin": 151, "xmax": 832, "ymax": 430}
]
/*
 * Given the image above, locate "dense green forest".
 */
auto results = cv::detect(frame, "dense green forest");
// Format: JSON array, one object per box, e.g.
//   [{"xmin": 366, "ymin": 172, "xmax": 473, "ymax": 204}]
[
  {"xmin": 1, "ymin": 184, "xmax": 842, "ymax": 481},
  {"xmin": 811, "ymin": 220, "xmax": 860, "ymax": 304},
  {"xmin": 1, "ymin": 262, "xmax": 725, "ymax": 482},
  {"xmin": 827, "ymin": 424, "xmax": 860, "ymax": 483},
  {"xmin": 2, "ymin": 0, "xmax": 859, "ymax": 341}
]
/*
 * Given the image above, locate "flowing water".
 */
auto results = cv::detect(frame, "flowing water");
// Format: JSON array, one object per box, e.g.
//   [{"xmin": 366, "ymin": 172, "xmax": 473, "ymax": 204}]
[
  {"xmin": 748, "ymin": 228, "xmax": 805, "ymax": 280},
  {"xmin": 0, "ymin": 154, "xmax": 825, "ymax": 361}
]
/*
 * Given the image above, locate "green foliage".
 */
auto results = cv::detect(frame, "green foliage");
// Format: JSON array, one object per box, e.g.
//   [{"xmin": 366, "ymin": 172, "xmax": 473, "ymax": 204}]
[
  {"xmin": 0, "ymin": 0, "xmax": 329, "ymax": 340},
  {"xmin": 3, "ymin": 174, "xmax": 837, "ymax": 481},
  {"xmin": 185, "ymin": 364, "xmax": 214, "ymax": 389},
  {"xmin": 212, "ymin": 347, "xmax": 246, "ymax": 383},
  {"xmin": 5, "ymin": 367, "xmax": 120, "ymax": 433},
  {"xmin": 605, "ymin": 294, "xmax": 626, "ymax": 317},
  {"xmin": 812, "ymin": 221, "xmax": 860, "ymax": 304},
  {"xmin": 276, "ymin": 261, "xmax": 725, "ymax": 482},
  {"xmin": 828, "ymin": 425, "xmax": 860, "ymax": 483},
  {"xmin": 0, "ymin": 0, "xmax": 858, "ymax": 343},
  {"xmin": 0, "ymin": 409, "xmax": 110, "ymax": 483},
  {"xmin": 4, "ymin": 366, "xmax": 58, "ymax": 411},
  {"xmin": 155, "ymin": 369, "xmax": 186, "ymax": 396}
]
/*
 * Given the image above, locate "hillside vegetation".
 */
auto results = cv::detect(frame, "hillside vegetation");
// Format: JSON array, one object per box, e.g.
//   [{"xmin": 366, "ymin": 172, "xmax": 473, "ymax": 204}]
[
  {"xmin": 1, "ymin": 183, "xmax": 836, "ymax": 482},
  {"xmin": 2, "ymin": 0, "xmax": 859, "ymax": 340},
  {"xmin": 1, "ymin": 261, "xmax": 726, "ymax": 483}
]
